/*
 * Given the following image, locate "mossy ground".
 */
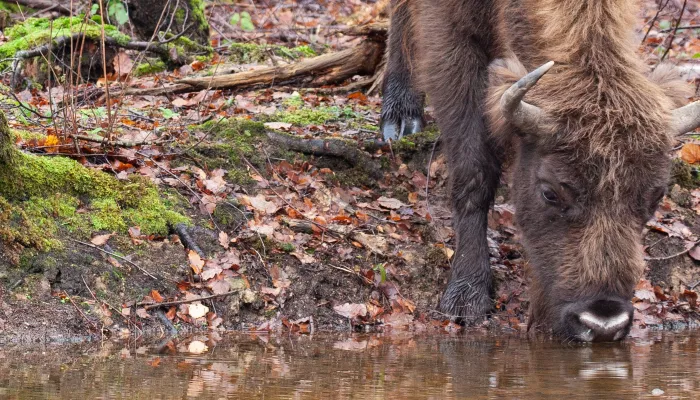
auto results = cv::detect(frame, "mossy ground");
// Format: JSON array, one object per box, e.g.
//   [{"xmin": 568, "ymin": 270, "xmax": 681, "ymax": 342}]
[
  {"xmin": 0, "ymin": 16, "xmax": 130, "ymax": 68},
  {"xmin": 227, "ymin": 43, "xmax": 317, "ymax": 64},
  {"xmin": 0, "ymin": 133, "xmax": 188, "ymax": 261}
]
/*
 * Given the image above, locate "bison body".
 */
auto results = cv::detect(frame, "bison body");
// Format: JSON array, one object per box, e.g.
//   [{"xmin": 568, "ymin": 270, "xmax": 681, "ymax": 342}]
[{"xmin": 381, "ymin": 0, "xmax": 700, "ymax": 341}]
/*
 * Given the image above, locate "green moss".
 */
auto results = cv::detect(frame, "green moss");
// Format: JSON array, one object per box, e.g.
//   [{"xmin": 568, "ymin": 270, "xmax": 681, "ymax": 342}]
[
  {"xmin": 671, "ymin": 158, "xmax": 699, "ymax": 189},
  {"xmin": 394, "ymin": 125, "xmax": 440, "ymax": 153},
  {"xmin": 187, "ymin": 0, "xmax": 209, "ymax": 31},
  {"xmin": 274, "ymin": 106, "xmax": 356, "ymax": 126},
  {"xmin": 0, "ymin": 146, "xmax": 188, "ymax": 256},
  {"xmin": 278, "ymin": 242, "xmax": 295, "ymax": 253},
  {"xmin": 228, "ymin": 43, "xmax": 317, "ymax": 64},
  {"xmin": 0, "ymin": 16, "xmax": 131, "ymax": 68},
  {"xmin": 133, "ymin": 59, "xmax": 167, "ymax": 76}
]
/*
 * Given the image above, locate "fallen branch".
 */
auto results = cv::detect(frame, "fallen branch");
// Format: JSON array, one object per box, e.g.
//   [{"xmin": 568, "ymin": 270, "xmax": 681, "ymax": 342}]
[
  {"xmin": 138, "ymin": 291, "xmax": 239, "ymax": 310},
  {"xmin": 172, "ymin": 222, "xmax": 204, "ymax": 257},
  {"xmin": 13, "ymin": 0, "xmax": 74, "ymax": 15},
  {"xmin": 266, "ymin": 130, "xmax": 383, "ymax": 179},
  {"xmin": 175, "ymin": 39, "xmax": 384, "ymax": 92},
  {"xmin": 68, "ymin": 133, "xmax": 170, "ymax": 148},
  {"xmin": 343, "ymin": 21, "xmax": 389, "ymax": 37}
]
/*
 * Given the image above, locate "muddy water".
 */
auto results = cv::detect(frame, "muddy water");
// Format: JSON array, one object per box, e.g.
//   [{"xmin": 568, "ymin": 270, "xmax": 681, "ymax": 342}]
[{"xmin": 0, "ymin": 331, "xmax": 698, "ymax": 399}]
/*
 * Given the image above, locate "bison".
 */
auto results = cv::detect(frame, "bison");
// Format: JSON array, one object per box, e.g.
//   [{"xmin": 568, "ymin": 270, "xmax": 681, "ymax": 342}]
[{"xmin": 381, "ymin": 0, "xmax": 700, "ymax": 341}]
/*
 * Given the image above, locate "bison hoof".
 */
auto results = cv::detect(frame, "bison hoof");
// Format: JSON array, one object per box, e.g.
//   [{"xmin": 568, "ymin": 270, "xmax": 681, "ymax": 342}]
[
  {"xmin": 438, "ymin": 284, "xmax": 493, "ymax": 324},
  {"xmin": 381, "ymin": 117, "xmax": 423, "ymax": 141}
]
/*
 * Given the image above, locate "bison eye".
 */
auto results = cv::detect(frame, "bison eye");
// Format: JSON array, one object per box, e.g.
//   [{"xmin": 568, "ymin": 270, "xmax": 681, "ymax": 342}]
[{"xmin": 541, "ymin": 187, "xmax": 559, "ymax": 204}]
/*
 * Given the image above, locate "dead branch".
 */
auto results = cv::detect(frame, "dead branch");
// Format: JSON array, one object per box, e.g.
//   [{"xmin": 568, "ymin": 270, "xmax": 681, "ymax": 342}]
[
  {"xmin": 11, "ymin": 32, "xmax": 181, "ymax": 89},
  {"xmin": 266, "ymin": 130, "xmax": 383, "ymax": 178},
  {"xmin": 138, "ymin": 291, "xmax": 239, "ymax": 310},
  {"xmin": 176, "ymin": 39, "xmax": 383, "ymax": 91},
  {"xmin": 13, "ymin": 0, "xmax": 74, "ymax": 15},
  {"xmin": 68, "ymin": 133, "xmax": 171, "ymax": 147},
  {"xmin": 343, "ymin": 21, "xmax": 389, "ymax": 37}
]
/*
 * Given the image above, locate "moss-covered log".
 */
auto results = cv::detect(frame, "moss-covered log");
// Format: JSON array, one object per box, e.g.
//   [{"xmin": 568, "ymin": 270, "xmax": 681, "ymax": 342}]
[{"xmin": 127, "ymin": 0, "xmax": 209, "ymax": 47}]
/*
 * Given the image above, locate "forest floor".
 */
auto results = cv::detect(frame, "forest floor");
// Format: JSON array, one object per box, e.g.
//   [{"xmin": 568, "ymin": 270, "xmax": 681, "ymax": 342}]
[{"xmin": 0, "ymin": 0, "xmax": 699, "ymax": 344}]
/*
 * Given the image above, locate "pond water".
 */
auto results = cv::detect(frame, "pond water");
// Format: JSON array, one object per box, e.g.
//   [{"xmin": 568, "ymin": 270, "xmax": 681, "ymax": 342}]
[{"xmin": 0, "ymin": 330, "xmax": 698, "ymax": 399}]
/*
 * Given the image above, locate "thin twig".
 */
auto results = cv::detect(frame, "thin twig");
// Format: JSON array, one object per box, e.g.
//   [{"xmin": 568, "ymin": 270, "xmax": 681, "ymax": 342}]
[
  {"xmin": 70, "ymin": 239, "xmax": 176, "ymax": 283},
  {"xmin": 138, "ymin": 291, "xmax": 239, "ymax": 310},
  {"xmin": 645, "ymin": 238, "xmax": 700, "ymax": 261},
  {"xmin": 660, "ymin": 0, "xmax": 687, "ymax": 62},
  {"xmin": 641, "ymin": 0, "xmax": 671, "ymax": 45}
]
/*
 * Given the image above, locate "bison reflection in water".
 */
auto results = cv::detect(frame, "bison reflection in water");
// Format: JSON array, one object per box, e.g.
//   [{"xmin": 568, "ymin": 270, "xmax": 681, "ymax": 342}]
[{"xmin": 380, "ymin": 0, "xmax": 700, "ymax": 341}]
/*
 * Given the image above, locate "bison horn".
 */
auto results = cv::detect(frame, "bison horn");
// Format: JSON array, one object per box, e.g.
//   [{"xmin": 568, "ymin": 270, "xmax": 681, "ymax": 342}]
[
  {"xmin": 500, "ymin": 60, "xmax": 554, "ymax": 133},
  {"xmin": 672, "ymin": 101, "xmax": 700, "ymax": 135}
]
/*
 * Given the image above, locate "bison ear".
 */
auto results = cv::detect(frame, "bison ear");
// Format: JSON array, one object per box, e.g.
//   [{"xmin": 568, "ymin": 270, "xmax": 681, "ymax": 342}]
[{"xmin": 486, "ymin": 57, "xmax": 530, "ymax": 142}]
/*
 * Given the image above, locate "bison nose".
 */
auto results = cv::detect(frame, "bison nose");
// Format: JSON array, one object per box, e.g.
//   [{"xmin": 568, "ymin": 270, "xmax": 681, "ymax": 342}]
[{"xmin": 569, "ymin": 299, "xmax": 634, "ymax": 342}]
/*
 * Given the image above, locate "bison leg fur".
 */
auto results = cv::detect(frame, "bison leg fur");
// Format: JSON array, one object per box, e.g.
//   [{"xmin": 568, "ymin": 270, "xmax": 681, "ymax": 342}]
[{"xmin": 380, "ymin": 0, "xmax": 424, "ymax": 141}]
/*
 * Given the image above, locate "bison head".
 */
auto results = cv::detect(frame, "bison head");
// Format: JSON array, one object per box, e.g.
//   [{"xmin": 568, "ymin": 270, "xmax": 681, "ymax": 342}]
[{"xmin": 487, "ymin": 58, "xmax": 700, "ymax": 342}]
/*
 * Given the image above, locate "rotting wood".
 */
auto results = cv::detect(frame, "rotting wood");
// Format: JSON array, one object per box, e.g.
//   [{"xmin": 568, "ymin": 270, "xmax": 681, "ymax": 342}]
[
  {"xmin": 266, "ymin": 130, "xmax": 383, "ymax": 179},
  {"xmin": 176, "ymin": 39, "xmax": 384, "ymax": 91}
]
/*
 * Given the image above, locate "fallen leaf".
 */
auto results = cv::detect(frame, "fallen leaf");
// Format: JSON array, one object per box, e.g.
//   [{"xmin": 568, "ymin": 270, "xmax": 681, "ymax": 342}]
[
  {"xmin": 377, "ymin": 196, "xmax": 406, "ymax": 210},
  {"xmin": 188, "ymin": 251, "xmax": 205, "ymax": 274},
  {"xmin": 207, "ymin": 279, "xmax": 231, "ymax": 295},
  {"xmin": 200, "ymin": 264, "xmax": 223, "ymax": 280},
  {"xmin": 270, "ymin": 266, "xmax": 291, "ymax": 288},
  {"xmin": 150, "ymin": 290, "xmax": 164, "ymax": 303},
  {"xmin": 352, "ymin": 232, "xmax": 389, "ymax": 255},
  {"xmin": 291, "ymin": 251, "xmax": 316, "ymax": 264},
  {"xmin": 689, "ymin": 245, "xmax": 700, "ymax": 261},
  {"xmin": 334, "ymin": 303, "xmax": 367, "ymax": 319},
  {"xmin": 90, "ymin": 233, "xmax": 114, "ymax": 246},
  {"xmin": 136, "ymin": 308, "xmax": 150, "ymax": 319},
  {"xmin": 188, "ymin": 302, "xmax": 209, "ymax": 319},
  {"xmin": 218, "ymin": 231, "xmax": 230, "ymax": 249},
  {"xmin": 681, "ymin": 143, "xmax": 700, "ymax": 164},
  {"xmin": 264, "ymin": 122, "xmax": 293, "ymax": 130}
]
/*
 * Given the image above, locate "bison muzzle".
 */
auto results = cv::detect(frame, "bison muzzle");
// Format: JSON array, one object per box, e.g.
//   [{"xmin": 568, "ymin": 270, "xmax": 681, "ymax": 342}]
[{"xmin": 381, "ymin": 0, "xmax": 700, "ymax": 342}]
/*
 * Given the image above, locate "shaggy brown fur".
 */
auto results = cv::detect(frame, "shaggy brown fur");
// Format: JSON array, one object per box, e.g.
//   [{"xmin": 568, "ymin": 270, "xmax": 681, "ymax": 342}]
[{"xmin": 382, "ymin": 0, "xmax": 689, "ymax": 339}]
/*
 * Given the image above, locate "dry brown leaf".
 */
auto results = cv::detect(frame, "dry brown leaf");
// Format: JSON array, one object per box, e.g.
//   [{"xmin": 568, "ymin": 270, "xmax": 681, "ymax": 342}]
[
  {"xmin": 188, "ymin": 250, "xmax": 205, "ymax": 274},
  {"xmin": 270, "ymin": 266, "xmax": 291, "ymax": 288},
  {"xmin": 90, "ymin": 233, "xmax": 114, "ymax": 246},
  {"xmin": 150, "ymin": 290, "xmax": 164, "ymax": 303},
  {"xmin": 334, "ymin": 303, "xmax": 367, "ymax": 319},
  {"xmin": 377, "ymin": 196, "xmax": 406, "ymax": 210},
  {"xmin": 200, "ymin": 264, "xmax": 223, "ymax": 281},
  {"xmin": 218, "ymin": 231, "xmax": 230, "ymax": 249},
  {"xmin": 681, "ymin": 143, "xmax": 700, "ymax": 164},
  {"xmin": 136, "ymin": 308, "xmax": 150, "ymax": 319},
  {"xmin": 207, "ymin": 279, "xmax": 231, "ymax": 295}
]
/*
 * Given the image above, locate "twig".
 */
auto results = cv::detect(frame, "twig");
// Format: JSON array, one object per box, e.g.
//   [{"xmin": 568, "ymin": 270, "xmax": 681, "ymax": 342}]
[
  {"xmin": 641, "ymin": 0, "xmax": 671, "ymax": 45},
  {"xmin": 172, "ymin": 222, "xmax": 204, "ymax": 257},
  {"xmin": 660, "ymin": 0, "xmax": 687, "ymax": 62},
  {"xmin": 138, "ymin": 291, "xmax": 239, "ymax": 310},
  {"xmin": 63, "ymin": 291, "xmax": 101, "ymax": 333},
  {"xmin": 645, "ymin": 239, "xmax": 700, "ymax": 261},
  {"xmin": 70, "ymin": 239, "xmax": 176, "ymax": 283},
  {"xmin": 660, "ymin": 25, "xmax": 700, "ymax": 33}
]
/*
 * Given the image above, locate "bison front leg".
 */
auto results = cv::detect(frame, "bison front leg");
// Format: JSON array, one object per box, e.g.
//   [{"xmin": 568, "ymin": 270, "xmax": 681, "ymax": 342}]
[
  {"xmin": 439, "ymin": 142, "xmax": 501, "ymax": 322},
  {"xmin": 380, "ymin": 0, "xmax": 425, "ymax": 141}
]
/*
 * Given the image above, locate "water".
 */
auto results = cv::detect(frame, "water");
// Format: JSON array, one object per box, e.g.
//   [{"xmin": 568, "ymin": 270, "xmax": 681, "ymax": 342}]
[{"xmin": 0, "ymin": 331, "xmax": 698, "ymax": 399}]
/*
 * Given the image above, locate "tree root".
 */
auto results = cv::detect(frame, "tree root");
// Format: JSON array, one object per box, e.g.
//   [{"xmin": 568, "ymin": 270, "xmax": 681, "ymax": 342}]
[{"xmin": 266, "ymin": 130, "xmax": 384, "ymax": 179}]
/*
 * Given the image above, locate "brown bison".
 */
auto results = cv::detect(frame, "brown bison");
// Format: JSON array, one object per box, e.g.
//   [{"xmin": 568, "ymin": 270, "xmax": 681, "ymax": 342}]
[{"xmin": 381, "ymin": 0, "xmax": 700, "ymax": 341}]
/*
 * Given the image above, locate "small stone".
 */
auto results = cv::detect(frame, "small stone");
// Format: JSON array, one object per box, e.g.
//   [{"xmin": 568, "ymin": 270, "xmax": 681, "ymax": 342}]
[{"xmin": 651, "ymin": 388, "xmax": 664, "ymax": 396}]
